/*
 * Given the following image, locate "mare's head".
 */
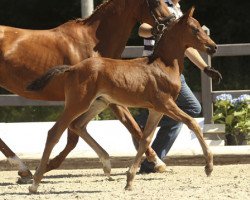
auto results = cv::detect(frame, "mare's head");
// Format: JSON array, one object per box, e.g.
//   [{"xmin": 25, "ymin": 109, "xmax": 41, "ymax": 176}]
[{"xmin": 137, "ymin": 0, "xmax": 174, "ymax": 26}]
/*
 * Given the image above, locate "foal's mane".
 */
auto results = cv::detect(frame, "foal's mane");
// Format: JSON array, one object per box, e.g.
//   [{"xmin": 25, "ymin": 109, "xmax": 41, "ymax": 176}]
[{"xmin": 73, "ymin": 0, "xmax": 122, "ymax": 24}]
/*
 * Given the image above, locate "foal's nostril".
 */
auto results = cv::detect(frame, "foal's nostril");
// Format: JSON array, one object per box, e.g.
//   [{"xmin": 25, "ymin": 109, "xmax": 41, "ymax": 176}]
[{"xmin": 214, "ymin": 45, "xmax": 218, "ymax": 50}]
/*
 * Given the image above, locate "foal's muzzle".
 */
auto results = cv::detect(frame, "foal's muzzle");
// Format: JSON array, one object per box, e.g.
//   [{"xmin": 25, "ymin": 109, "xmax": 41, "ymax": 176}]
[{"xmin": 205, "ymin": 44, "xmax": 217, "ymax": 55}]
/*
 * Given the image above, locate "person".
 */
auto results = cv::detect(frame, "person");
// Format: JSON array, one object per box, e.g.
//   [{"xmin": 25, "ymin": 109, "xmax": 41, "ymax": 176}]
[{"xmin": 136, "ymin": 0, "xmax": 222, "ymax": 173}]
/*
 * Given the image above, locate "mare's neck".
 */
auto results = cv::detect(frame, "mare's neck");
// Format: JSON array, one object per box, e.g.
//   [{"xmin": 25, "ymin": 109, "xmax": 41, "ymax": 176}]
[{"xmin": 83, "ymin": 0, "xmax": 139, "ymax": 58}]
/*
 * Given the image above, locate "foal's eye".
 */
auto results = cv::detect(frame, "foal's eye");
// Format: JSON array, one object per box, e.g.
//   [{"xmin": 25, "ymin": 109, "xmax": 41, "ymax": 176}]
[{"xmin": 192, "ymin": 27, "xmax": 199, "ymax": 35}]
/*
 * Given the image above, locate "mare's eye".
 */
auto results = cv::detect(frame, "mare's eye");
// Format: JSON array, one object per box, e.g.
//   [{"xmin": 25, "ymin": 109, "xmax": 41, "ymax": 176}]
[{"xmin": 192, "ymin": 27, "xmax": 199, "ymax": 35}]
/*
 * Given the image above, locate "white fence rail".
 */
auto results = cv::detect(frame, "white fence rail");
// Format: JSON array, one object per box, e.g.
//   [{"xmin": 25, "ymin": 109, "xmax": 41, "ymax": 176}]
[{"xmin": 0, "ymin": 44, "xmax": 249, "ymax": 123}]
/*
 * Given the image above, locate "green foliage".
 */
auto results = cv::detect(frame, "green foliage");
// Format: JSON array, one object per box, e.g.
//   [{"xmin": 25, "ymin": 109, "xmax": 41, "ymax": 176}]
[
  {"xmin": 213, "ymin": 94, "xmax": 250, "ymax": 139},
  {"xmin": 0, "ymin": 106, "xmax": 63, "ymax": 122}
]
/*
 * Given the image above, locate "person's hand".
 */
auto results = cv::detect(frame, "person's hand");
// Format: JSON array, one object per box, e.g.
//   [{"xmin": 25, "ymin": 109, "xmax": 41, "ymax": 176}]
[{"xmin": 204, "ymin": 66, "xmax": 222, "ymax": 84}]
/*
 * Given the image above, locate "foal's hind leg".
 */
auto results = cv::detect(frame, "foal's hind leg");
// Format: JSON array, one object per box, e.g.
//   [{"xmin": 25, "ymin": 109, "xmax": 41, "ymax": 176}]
[
  {"xmin": 29, "ymin": 106, "xmax": 86, "ymax": 194},
  {"xmin": 45, "ymin": 129, "xmax": 79, "ymax": 173},
  {"xmin": 0, "ymin": 138, "xmax": 32, "ymax": 183},
  {"xmin": 158, "ymin": 99, "xmax": 213, "ymax": 176},
  {"xmin": 69, "ymin": 99, "xmax": 113, "ymax": 179},
  {"xmin": 125, "ymin": 110, "xmax": 163, "ymax": 190},
  {"xmin": 109, "ymin": 104, "xmax": 166, "ymax": 173}
]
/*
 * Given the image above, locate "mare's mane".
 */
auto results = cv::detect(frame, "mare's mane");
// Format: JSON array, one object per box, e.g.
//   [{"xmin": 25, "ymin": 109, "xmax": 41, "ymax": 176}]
[{"xmin": 72, "ymin": 0, "xmax": 123, "ymax": 24}]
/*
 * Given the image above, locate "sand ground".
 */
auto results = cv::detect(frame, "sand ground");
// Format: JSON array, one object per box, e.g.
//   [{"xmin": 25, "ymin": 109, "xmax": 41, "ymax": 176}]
[{"xmin": 0, "ymin": 164, "xmax": 249, "ymax": 200}]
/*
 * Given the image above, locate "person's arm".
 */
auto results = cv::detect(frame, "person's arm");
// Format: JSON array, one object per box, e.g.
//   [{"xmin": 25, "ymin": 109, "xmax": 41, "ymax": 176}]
[
  {"xmin": 185, "ymin": 47, "xmax": 207, "ymax": 70},
  {"xmin": 185, "ymin": 47, "xmax": 222, "ymax": 83}
]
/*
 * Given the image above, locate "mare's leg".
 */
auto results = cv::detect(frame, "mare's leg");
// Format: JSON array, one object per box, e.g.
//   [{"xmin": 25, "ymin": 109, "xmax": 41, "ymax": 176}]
[
  {"xmin": 69, "ymin": 98, "xmax": 112, "ymax": 178},
  {"xmin": 45, "ymin": 129, "xmax": 79, "ymax": 172},
  {"xmin": 157, "ymin": 98, "xmax": 213, "ymax": 176},
  {"xmin": 0, "ymin": 138, "xmax": 32, "ymax": 182},
  {"xmin": 125, "ymin": 110, "xmax": 163, "ymax": 190},
  {"xmin": 109, "ymin": 104, "xmax": 166, "ymax": 172}
]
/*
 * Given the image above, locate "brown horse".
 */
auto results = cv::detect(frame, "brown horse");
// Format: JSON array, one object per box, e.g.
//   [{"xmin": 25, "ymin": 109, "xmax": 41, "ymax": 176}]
[
  {"xmin": 0, "ymin": 0, "xmax": 172, "ymax": 182},
  {"xmin": 27, "ymin": 7, "xmax": 216, "ymax": 192}
]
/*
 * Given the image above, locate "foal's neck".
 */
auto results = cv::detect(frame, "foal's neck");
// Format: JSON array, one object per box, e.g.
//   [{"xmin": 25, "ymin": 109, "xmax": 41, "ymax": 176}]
[{"xmin": 153, "ymin": 30, "xmax": 186, "ymax": 74}]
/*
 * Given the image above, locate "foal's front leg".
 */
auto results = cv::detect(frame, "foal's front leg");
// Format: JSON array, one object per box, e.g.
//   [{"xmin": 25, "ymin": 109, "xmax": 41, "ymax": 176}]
[
  {"xmin": 125, "ymin": 110, "xmax": 163, "ymax": 190},
  {"xmin": 158, "ymin": 99, "xmax": 213, "ymax": 176},
  {"xmin": 69, "ymin": 99, "xmax": 113, "ymax": 179}
]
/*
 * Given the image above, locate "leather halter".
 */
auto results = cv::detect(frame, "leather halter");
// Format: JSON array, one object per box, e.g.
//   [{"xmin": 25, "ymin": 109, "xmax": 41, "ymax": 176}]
[{"xmin": 146, "ymin": 0, "xmax": 176, "ymax": 36}]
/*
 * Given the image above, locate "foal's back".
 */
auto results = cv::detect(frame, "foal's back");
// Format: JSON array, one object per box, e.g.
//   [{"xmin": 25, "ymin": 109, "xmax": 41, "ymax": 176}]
[{"xmin": 65, "ymin": 56, "xmax": 181, "ymax": 108}]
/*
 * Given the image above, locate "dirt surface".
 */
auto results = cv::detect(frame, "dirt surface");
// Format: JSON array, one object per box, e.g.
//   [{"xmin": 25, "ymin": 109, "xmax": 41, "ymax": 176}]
[{"xmin": 0, "ymin": 164, "xmax": 249, "ymax": 200}]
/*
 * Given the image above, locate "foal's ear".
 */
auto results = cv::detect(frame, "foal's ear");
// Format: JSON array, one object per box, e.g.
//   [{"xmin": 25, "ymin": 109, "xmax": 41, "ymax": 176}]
[
  {"xmin": 180, "ymin": 6, "xmax": 195, "ymax": 23},
  {"xmin": 187, "ymin": 6, "xmax": 195, "ymax": 17}
]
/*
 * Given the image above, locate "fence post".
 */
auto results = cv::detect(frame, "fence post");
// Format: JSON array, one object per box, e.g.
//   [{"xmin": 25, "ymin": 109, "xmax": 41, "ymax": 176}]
[
  {"xmin": 81, "ymin": 0, "xmax": 94, "ymax": 18},
  {"xmin": 201, "ymin": 26, "xmax": 213, "ymax": 124}
]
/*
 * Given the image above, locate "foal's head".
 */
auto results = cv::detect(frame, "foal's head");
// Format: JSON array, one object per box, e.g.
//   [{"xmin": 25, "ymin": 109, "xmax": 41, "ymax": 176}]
[
  {"xmin": 178, "ymin": 7, "xmax": 217, "ymax": 55},
  {"xmin": 156, "ymin": 7, "xmax": 217, "ymax": 57}
]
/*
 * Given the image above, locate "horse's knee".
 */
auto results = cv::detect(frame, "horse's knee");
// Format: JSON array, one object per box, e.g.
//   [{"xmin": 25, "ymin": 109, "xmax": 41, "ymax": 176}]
[
  {"xmin": 69, "ymin": 120, "xmax": 83, "ymax": 133},
  {"xmin": 186, "ymin": 118, "xmax": 201, "ymax": 133},
  {"xmin": 46, "ymin": 129, "xmax": 60, "ymax": 146},
  {"xmin": 139, "ymin": 137, "xmax": 151, "ymax": 149}
]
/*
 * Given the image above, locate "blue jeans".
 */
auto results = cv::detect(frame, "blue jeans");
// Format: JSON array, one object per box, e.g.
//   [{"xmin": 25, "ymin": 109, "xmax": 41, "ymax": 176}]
[{"xmin": 136, "ymin": 74, "xmax": 201, "ymax": 171}]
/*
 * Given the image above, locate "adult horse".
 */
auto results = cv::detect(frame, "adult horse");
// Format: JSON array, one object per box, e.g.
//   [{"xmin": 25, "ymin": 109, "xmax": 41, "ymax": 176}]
[
  {"xmin": 0, "ymin": 0, "xmax": 173, "ymax": 182},
  {"xmin": 27, "ymin": 7, "xmax": 216, "ymax": 193}
]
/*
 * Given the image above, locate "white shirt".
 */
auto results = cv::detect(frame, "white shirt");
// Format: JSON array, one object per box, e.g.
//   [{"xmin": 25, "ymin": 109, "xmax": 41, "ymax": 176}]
[{"xmin": 143, "ymin": 0, "xmax": 183, "ymax": 56}]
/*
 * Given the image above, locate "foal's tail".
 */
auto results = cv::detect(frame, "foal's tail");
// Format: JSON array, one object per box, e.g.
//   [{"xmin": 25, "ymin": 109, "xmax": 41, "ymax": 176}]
[{"xmin": 27, "ymin": 65, "xmax": 71, "ymax": 91}]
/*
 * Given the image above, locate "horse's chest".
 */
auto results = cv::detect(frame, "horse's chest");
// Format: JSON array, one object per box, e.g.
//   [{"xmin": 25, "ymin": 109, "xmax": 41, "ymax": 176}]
[{"xmin": 153, "ymin": 72, "xmax": 181, "ymax": 95}]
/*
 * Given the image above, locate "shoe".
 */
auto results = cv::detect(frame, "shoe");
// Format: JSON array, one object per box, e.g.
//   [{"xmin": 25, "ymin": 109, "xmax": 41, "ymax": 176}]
[
  {"xmin": 138, "ymin": 160, "xmax": 156, "ymax": 174},
  {"xmin": 138, "ymin": 167, "xmax": 156, "ymax": 174}
]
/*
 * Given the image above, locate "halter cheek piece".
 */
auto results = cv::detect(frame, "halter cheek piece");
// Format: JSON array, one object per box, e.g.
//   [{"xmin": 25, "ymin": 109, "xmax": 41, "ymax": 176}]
[{"xmin": 146, "ymin": 0, "xmax": 176, "ymax": 36}]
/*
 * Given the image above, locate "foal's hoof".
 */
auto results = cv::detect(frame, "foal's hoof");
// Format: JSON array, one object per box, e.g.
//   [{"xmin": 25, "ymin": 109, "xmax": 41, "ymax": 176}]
[
  {"xmin": 124, "ymin": 185, "xmax": 133, "ymax": 191},
  {"xmin": 28, "ymin": 185, "xmax": 38, "ymax": 194},
  {"xmin": 101, "ymin": 159, "xmax": 111, "ymax": 177},
  {"xmin": 107, "ymin": 177, "xmax": 115, "ymax": 181},
  {"xmin": 205, "ymin": 164, "xmax": 213, "ymax": 177}
]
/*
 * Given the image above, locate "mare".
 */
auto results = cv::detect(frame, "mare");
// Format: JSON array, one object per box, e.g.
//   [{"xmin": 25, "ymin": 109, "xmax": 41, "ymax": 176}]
[
  {"xmin": 27, "ymin": 7, "xmax": 216, "ymax": 192},
  {"xmin": 0, "ymin": 0, "xmax": 173, "ymax": 182}
]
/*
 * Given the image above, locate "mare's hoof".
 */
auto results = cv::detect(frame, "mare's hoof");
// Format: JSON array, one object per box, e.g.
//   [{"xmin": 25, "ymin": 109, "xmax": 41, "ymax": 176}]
[
  {"xmin": 18, "ymin": 170, "xmax": 33, "ymax": 179},
  {"xmin": 154, "ymin": 164, "xmax": 167, "ymax": 173},
  {"xmin": 17, "ymin": 177, "xmax": 33, "ymax": 184}
]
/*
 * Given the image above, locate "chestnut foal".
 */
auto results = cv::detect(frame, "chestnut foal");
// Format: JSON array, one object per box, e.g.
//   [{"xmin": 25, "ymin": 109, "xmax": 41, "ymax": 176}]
[
  {"xmin": 27, "ymin": 7, "xmax": 215, "ymax": 192},
  {"xmin": 0, "ymin": 0, "xmax": 172, "ymax": 182}
]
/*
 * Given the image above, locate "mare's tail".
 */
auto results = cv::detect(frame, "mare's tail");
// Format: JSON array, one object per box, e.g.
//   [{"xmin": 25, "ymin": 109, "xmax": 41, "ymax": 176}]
[{"xmin": 27, "ymin": 65, "xmax": 71, "ymax": 91}]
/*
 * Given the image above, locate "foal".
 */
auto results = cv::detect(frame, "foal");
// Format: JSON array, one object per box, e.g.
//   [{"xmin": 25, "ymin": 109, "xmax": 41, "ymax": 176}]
[{"xmin": 27, "ymin": 7, "xmax": 216, "ymax": 192}]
